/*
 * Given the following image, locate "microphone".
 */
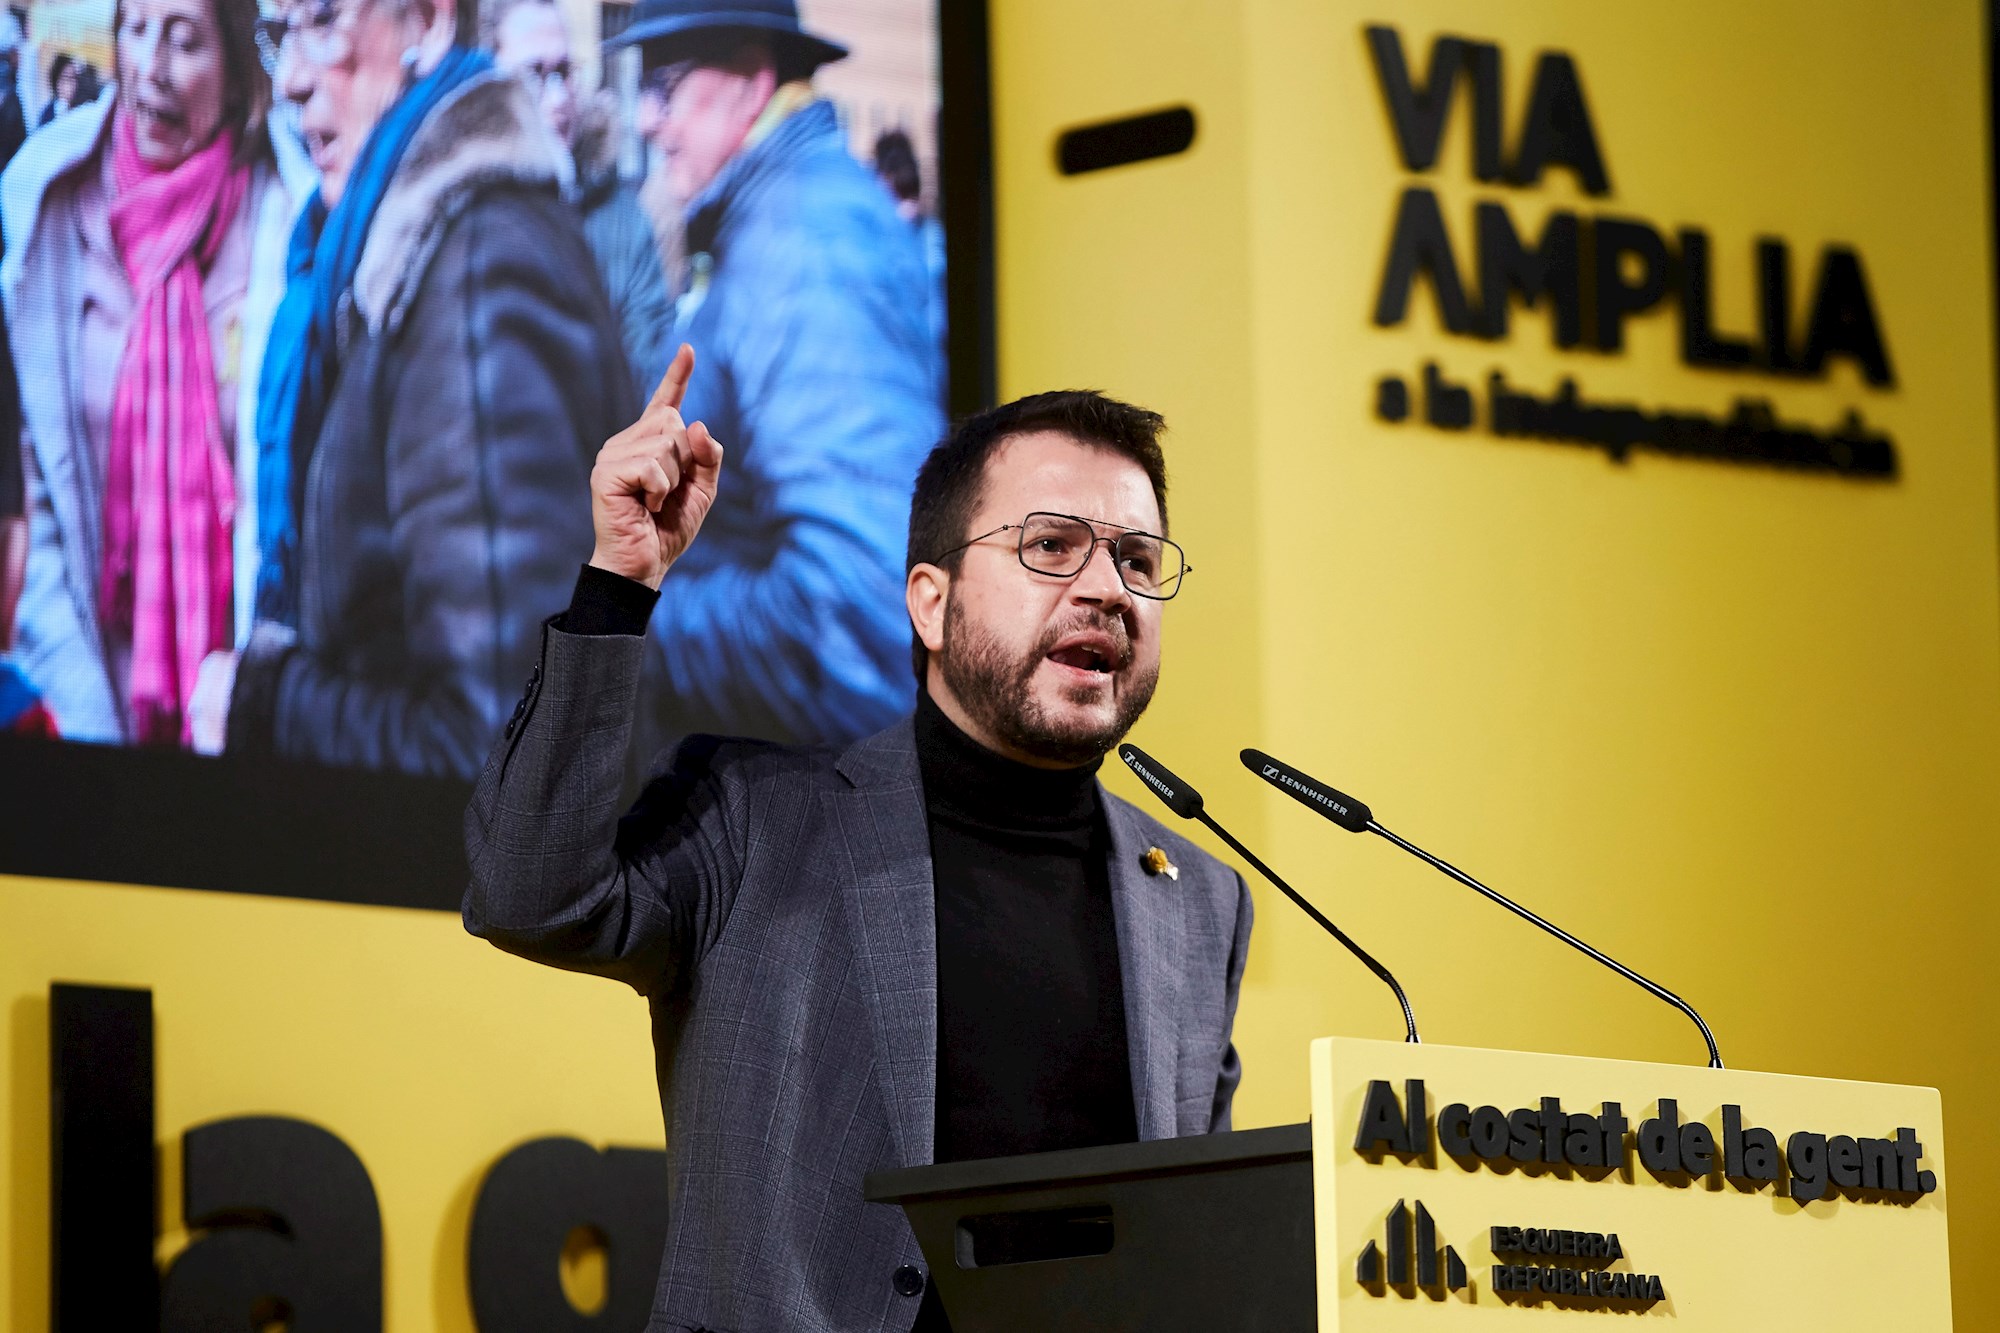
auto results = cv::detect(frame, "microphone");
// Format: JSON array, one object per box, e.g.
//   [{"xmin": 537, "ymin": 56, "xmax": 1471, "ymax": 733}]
[
  {"xmin": 1242, "ymin": 749, "xmax": 1724, "ymax": 1069},
  {"xmin": 1118, "ymin": 743, "xmax": 1420, "ymax": 1044}
]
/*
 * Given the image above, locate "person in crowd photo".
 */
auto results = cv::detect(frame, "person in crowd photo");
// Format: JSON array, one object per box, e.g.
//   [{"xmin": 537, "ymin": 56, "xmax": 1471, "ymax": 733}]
[
  {"xmin": 0, "ymin": 284, "xmax": 21, "ymax": 645},
  {"xmin": 465, "ymin": 350, "xmax": 1247, "ymax": 1332},
  {"xmin": 1, "ymin": 0, "xmax": 311, "ymax": 744},
  {"xmin": 630, "ymin": 60, "xmax": 684, "ymax": 284},
  {"xmin": 194, "ymin": 0, "xmax": 636, "ymax": 777},
  {"xmin": 484, "ymin": 0, "xmax": 671, "ymax": 397},
  {"xmin": 610, "ymin": 0, "xmax": 944, "ymax": 750},
  {"xmin": 0, "ymin": 300, "xmax": 51, "ymax": 735},
  {"xmin": 71, "ymin": 60, "xmax": 104, "ymax": 107},
  {"xmin": 36, "ymin": 51, "xmax": 76, "ymax": 127},
  {"xmin": 871, "ymin": 125, "xmax": 946, "ymax": 379},
  {"xmin": 0, "ymin": 16, "xmax": 28, "ymax": 169}
]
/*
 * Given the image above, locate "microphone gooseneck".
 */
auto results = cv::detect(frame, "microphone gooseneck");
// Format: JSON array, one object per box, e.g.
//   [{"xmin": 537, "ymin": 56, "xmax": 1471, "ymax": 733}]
[
  {"xmin": 1241, "ymin": 749, "xmax": 1725, "ymax": 1070},
  {"xmin": 1118, "ymin": 744, "xmax": 1420, "ymax": 1045}
]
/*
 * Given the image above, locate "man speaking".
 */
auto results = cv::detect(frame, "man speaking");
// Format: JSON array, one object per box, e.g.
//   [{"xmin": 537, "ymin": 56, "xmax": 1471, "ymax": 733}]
[{"xmin": 463, "ymin": 347, "xmax": 1252, "ymax": 1332}]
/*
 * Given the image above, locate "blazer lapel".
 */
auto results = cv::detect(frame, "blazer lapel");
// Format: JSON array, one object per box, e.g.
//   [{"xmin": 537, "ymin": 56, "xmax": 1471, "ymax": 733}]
[
  {"xmin": 832, "ymin": 722, "xmax": 938, "ymax": 1168},
  {"xmin": 1103, "ymin": 796, "xmax": 1185, "ymax": 1141}
]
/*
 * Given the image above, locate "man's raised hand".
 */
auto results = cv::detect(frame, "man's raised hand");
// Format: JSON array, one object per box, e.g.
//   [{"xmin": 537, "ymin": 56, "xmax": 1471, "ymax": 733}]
[{"xmin": 587, "ymin": 344, "xmax": 724, "ymax": 590}]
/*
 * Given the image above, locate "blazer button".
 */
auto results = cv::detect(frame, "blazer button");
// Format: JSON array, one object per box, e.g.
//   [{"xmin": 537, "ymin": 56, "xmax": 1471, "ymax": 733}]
[{"xmin": 892, "ymin": 1264, "xmax": 926, "ymax": 1297}]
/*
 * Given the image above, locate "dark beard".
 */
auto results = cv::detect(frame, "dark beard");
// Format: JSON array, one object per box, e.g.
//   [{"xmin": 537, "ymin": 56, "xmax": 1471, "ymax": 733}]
[{"xmin": 938, "ymin": 600, "xmax": 1158, "ymax": 766}]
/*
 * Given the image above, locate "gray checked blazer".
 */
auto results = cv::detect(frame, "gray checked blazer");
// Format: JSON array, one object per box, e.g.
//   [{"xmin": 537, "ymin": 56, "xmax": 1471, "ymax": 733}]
[{"xmin": 463, "ymin": 623, "xmax": 1254, "ymax": 1333}]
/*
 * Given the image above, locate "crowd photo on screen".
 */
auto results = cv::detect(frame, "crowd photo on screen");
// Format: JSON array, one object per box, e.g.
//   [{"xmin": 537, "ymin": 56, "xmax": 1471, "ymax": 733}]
[{"xmin": 0, "ymin": 0, "xmax": 947, "ymax": 776}]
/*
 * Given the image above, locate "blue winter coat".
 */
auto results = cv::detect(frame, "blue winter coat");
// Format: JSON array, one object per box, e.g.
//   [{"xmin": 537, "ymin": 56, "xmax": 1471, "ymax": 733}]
[{"xmin": 646, "ymin": 99, "xmax": 944, "ymax": 749}]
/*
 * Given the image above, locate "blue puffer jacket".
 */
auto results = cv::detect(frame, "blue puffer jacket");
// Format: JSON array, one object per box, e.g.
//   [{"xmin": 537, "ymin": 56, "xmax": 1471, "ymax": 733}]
[{"xmin": 647, "ymin": 98, "xmax": 944, "ymax": 749}]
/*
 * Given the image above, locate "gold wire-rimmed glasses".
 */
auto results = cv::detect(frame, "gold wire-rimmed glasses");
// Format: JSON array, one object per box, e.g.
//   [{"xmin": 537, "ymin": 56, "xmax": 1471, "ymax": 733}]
[{"xmin": 929, "ymin": 511, "xmax": 1191, "ymax": 600}]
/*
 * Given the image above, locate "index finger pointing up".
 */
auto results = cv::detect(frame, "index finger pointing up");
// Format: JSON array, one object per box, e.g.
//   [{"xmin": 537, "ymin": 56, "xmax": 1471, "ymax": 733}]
[{"xmin": 651, "ymin": 343, "xmax": 696, "ymax": 412}]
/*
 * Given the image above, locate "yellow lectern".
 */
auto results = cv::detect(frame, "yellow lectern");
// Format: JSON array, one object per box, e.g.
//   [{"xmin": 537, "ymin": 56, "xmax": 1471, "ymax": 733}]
[{"xmin": 1311, "ymin": 1037, "xmax": 1951, "ymax": 1329}]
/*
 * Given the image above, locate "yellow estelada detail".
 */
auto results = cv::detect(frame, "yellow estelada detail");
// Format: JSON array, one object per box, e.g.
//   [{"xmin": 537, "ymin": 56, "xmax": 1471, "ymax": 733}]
[{"xmin": 1142, "ymin": 846, "xmax": 1178, "ymax": 880}]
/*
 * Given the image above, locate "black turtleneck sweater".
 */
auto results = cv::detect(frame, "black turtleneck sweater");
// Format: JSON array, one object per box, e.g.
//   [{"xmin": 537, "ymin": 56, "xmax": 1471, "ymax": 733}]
[
  {"xmin": 915, "ymin": 690, "xmax": 1137, "ymax": 1164},
  {"xmin": 914, "ymin": 691, "xmax": 1136, "ymax": 1333}
]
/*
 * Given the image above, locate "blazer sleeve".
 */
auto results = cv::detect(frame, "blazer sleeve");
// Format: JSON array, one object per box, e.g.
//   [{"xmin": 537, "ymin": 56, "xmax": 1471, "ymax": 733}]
[
  {"xmin": 461, "ymin": 620, "xmax": 747, "ymax": 996},
  {"xmin": 1209, "ymin": 869, "xmax": 1254, "ymax": 1132}
]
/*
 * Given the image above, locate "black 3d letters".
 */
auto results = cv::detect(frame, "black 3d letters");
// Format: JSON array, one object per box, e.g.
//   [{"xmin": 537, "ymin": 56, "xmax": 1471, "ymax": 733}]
[
  {"xmin": 51, "ymin": 984, "xmax": 156, "ymax": 1332},
  {"xmin": 468, "ymin": 1137, "xmax": 671, "ymax": 1331},
  {"xmin": 1362, "ymin": 23, "xmax": 1898, "ymax": 400},
  {"xmin": 1355, "ymin": 1084, "xmax": 1938, "ymax": 1207},
  {"xmin": 159, "ymin": 1116, "xmax": 384, "ymax": 1331}
]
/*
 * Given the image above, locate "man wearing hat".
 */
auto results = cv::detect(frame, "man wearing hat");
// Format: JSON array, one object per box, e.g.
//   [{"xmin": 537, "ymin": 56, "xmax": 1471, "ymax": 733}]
[{"xmin": 609, "ymin": 0, "xmax": 945, "ymax": 754}]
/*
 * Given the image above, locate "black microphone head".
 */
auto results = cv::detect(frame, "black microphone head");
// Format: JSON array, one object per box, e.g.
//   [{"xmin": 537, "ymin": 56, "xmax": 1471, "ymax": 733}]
[
  {"xmin": 1118, "ymin": 744, "xmax": 1204, "ymax": 820},
  {"xmin": 1241, "ymin": 749, "xmax": 1373, "ymax": 832}
]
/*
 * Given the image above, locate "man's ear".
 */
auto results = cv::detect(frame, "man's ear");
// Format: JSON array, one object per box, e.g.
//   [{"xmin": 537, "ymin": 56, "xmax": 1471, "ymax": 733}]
[
  {"xmin": 906, "ymin": 563, "xmax": 948, "ymax": 658},
  {"xmin": 739, "ymin": 63, "xmax": 777, "ymax": 116},
  {"xmin": 407, "ymin": 0, "xmax": 458, "ymax": 77},
  {"xmin": 720, "ymin": 40, "xmax": 779, "ymax": 112}
]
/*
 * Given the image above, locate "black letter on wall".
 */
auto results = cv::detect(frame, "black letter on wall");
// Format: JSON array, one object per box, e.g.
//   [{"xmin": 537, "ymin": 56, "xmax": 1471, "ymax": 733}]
[
  {"xmin": 1800, "ymin": 247, "xmax": 1895, "ymax": 386},
  {"xmin": 1591, "ymin": 218, "xmax": 1671, "ymax": 351},
  {"xmin": 1375, "ymin": 188, "xmax": 1475, "ymax": 333},
  {"xmin": 1678, "ymin": 229, "xmax": 1756, "ymax": 369},
  {"xmin": 1366, "ymin": 26, "xmax": 1467, "ymax": 173},
  {"xmin": 1464, "ymin": 42, "xmax": 1505, "ymax": 181},
  {"xmin": 469, "ymin": 1137, "xmax": 671, "ymax": 1331},
  {"xmin": 1477, "ymin": 203, "xmax": 1582, "ymax": 345},
  {"xmin": 1508, "ymin": 52, "xmax": 1611, "ymax": 195},
  {"xmin": 1756, "ymin": 239, "xmax": 1796, "ymax": 372},
  {"xmin": 159, "ymin": 1117, "xmax": 385, "ymax": 1331},
  {"xmin": 51, "ymin": 983, "xmax": 156, "ymax": 1332}
]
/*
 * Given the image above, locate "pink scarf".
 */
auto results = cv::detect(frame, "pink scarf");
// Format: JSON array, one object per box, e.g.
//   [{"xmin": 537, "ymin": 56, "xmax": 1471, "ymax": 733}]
[{"xmin": 100, "ymin": 117, "xmax": 250, "ymax": 746}]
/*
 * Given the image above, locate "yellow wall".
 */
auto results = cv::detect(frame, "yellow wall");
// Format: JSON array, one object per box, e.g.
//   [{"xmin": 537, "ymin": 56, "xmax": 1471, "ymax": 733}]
[{"xmin": 996, "ymin": 0, "xmax": 2000, "ymax": 1322}]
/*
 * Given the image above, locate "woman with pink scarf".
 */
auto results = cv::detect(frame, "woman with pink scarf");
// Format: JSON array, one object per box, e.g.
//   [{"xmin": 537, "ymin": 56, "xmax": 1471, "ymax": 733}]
[{"xmin": 2, "ymin": 0, "xmax": 312, "ymax": 743}]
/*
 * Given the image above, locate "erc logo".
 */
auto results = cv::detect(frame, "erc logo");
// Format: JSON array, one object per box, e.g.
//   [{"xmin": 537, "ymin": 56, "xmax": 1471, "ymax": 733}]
[
  {"xmin": 1357, "ymin": 1201, "xmax": 1668, "ymax": 1307},
  {"xmin": 1355, "ymin": 1198, "xmax": 1467, "ymax": 1293}
]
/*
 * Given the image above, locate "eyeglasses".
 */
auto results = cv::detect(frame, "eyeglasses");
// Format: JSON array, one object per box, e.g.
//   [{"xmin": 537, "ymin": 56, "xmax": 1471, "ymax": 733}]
[
  {"xmin": 640, "ymin": 58, "xmax": 699, "ymax": 106},
  {"xmin": 255, "ymin": 0, "xmax": 355, "ymax": 70},
  {"xmin": 929, "ymin": 511, "xmax": 1191, "ymax": 600},
  {"xmin": 515, "ymin": 57, "xmax": 573, "ymax": 95}
]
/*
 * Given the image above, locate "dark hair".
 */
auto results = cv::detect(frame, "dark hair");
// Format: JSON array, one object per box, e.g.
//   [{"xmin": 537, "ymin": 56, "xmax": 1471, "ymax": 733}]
[
  {"xmin": 904, "ymin": 390, "xmax": 1169, "ymax": 679},
  {"xmin": 47, "ymin": 50, "xmax": 73, "ymax": 89},
  {"xmin": 872, "ymin": 128, "xmax": 920, "ymax": 203},
  {"xmin": 112, "ymin": 0, "xmax": 271, "ymax": 167}
]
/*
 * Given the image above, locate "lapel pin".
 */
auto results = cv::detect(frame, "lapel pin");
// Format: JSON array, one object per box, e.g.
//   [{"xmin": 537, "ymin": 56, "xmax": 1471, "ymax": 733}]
[{"xmin": 1142, "ymin": 846, "xmax": 1179, "ymax": 881}]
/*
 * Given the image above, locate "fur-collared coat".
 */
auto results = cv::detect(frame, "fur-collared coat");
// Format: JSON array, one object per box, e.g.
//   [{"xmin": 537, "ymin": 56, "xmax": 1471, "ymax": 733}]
[{"xmin": 226, "ymin": 71, "xmax": 637, "ymax": 778}]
